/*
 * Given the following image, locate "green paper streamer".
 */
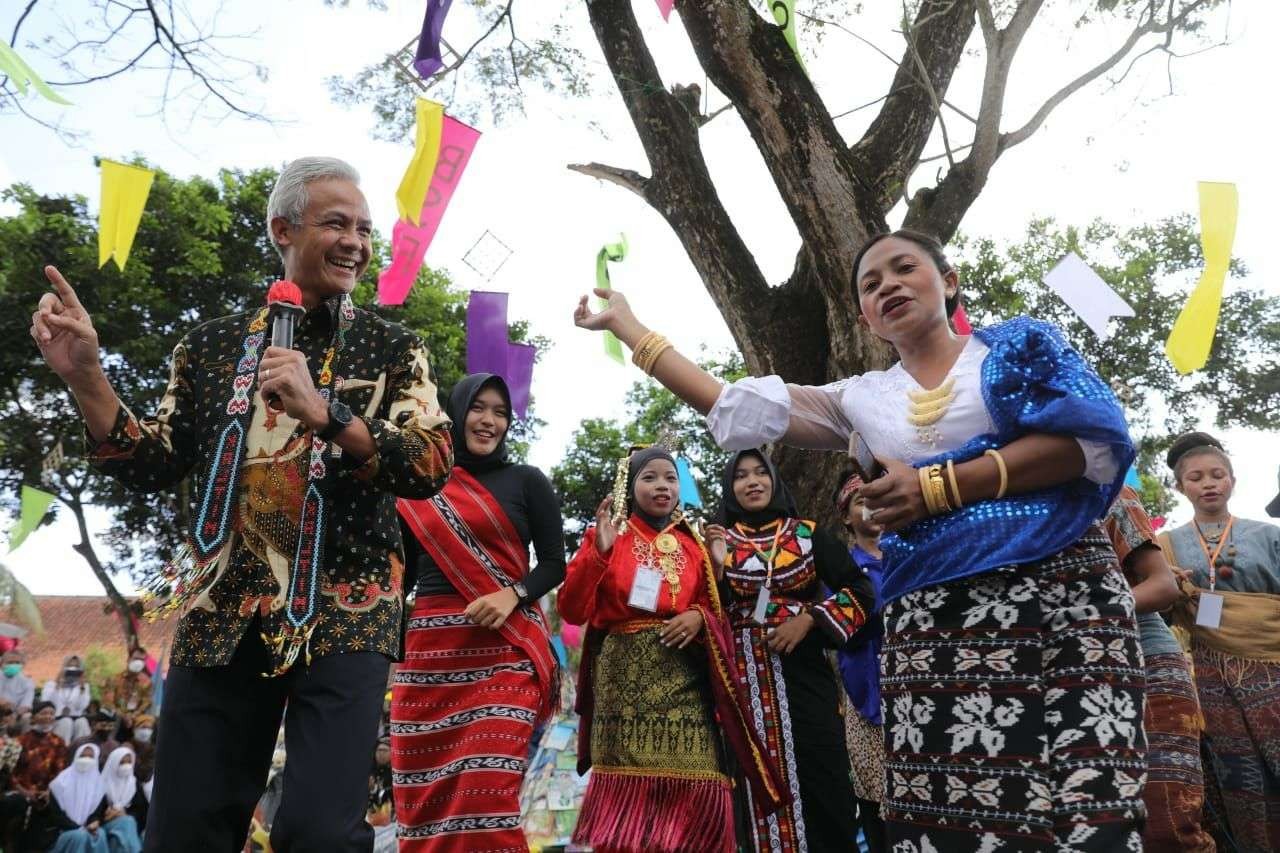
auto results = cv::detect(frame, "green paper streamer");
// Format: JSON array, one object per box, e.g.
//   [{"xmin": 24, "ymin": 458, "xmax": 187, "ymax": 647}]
[
  {"xmin": 595, "ymin": 234, "xmax": 628, "ymax": 365},
  {"xmin": 0, "ymin": 43, "xmax": 72, "ymax": 106},
  {"xmin": 768, "ymin": 0, "xmax": 805, "ymax": 72},
  {"xmin": 8, "ymin": 485, "xmax": 56, "ymax": 553}
]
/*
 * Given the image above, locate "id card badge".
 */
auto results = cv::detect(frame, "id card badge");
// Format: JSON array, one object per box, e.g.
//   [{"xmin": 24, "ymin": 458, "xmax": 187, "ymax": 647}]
[
  {"xmin": 1196, "ymin": 592, "xmax": 1224, "ymax": 629},
  {"xmin": 752, "ymin": 585, "xmax": 771, "ymax": 625},
  {"xmin": 628, "ymin": 566, "xmax": 662, "ymax": 612}
]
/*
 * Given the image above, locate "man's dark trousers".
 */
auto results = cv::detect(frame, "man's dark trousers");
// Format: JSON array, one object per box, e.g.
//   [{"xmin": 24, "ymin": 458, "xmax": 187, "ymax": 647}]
[{"xmin": 142, "ymin": 623, "xmax": 389, "ymax": 852}]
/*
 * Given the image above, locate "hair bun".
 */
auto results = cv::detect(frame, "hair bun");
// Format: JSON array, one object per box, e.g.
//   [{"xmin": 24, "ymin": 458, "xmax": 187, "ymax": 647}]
[{"xmin": 1166, "ymin": 430, "xmax": 1225, "ymax": 471}]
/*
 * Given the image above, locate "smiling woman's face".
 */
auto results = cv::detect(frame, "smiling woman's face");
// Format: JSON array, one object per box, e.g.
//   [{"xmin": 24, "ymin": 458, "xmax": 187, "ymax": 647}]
[
  {"xmin": 633, "ymin": 459, "xmax": 679, "ymax": 519},
  {"xmin": 463, "ymin": 386, "xmax": 510, "ymax": 456},
  {"xmin": 732, "ymin": 453, "xmax": 774, "ymax": 514}
]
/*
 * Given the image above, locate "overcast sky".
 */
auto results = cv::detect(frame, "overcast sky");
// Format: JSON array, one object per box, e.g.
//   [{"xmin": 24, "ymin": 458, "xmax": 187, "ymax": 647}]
[{"xmin": 2, "ymin": 1, "xmax": 1277, "ymax": 596}]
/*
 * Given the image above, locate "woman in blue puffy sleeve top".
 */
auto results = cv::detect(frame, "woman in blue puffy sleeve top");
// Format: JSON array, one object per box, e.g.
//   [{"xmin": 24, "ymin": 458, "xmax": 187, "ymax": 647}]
[{"xmin": 573, "ymin": 230, "xmax": 1141, "ymax": 853}]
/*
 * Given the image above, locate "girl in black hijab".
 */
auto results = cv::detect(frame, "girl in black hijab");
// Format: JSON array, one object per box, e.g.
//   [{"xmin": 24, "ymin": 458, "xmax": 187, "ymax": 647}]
[
  {"xmin": 392, "ymin": 373, "xmax": 566, "ymax": 850},
  {"xmin": 705, "ymin": 448, "xmax": 875, "ymax": 852}
]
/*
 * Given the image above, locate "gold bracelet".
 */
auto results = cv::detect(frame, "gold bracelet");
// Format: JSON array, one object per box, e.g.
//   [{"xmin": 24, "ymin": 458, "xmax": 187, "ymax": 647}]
[
  {"xmin": 918, "ymin": 466, "xmax": 939, "ymax": 515},
  {"xmin": 946, "ymin": 459, "xmax": 964, "ymax": 509},
  {"xmin": 984, "ymin": 448, "xmax": 1008, "ymax": 499},
  {"xmin": 630, "ymin": 331, "xmax": 661, "ymax": 368},
  {"xmin": 928, "ymin": 464, "xmax": 952, "ymax": 514},
  {"xmin": 632, "ymin": 333, "xmax": 671, "ymax": 374},
  {"xmin": 642, "ymin": 341, "xmax": 674, "ymax": 376}
]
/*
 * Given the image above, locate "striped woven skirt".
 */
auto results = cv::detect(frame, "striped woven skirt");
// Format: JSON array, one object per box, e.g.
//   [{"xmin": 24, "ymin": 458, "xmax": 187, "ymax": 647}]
[
  {"xmin": 573, "ymin": 624, "xmax": 734, "ymax": 853},
  {"xmin": 1141, "ymin": 650, "xmax": 1214, "ymax": 851},
  {"xmin": 880, "ymin": 529, "xmax": 1147, "ymax": 851},
  {"xmin": 391, "ymin": 594, "xmax": 542, "ymax": 852}
]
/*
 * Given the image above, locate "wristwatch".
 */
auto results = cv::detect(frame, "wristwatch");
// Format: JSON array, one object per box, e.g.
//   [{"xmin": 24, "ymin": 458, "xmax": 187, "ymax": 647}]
[
  {"xmin": 316, "ymin": 400, "xmax": 354, "ymax": 442},
  {"xmin": 510, "ymin": 581, "xmax": 529, "ymax": 605}
]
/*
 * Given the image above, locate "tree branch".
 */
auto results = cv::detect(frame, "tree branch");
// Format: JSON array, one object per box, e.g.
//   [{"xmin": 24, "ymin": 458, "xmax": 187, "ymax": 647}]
[
  {"xmin": 580, "ymin": 0, "xmax": 814, "ymax": 377},
  {"xmin": 566, "ymin": 161, "xmax": 648, "ymax": 198},
  {"xmin": 849, "ymin": 0, "xmax": 977, "ymax": 214}
]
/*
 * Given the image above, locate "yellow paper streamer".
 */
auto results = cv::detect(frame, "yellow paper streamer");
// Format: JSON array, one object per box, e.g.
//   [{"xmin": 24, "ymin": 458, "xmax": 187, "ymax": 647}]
[
  {"xmin": 98, "ymin": 160, "xmax": 156, "ymax": 271},
  {"xmin": 395, "ymin": 98, "xmax": 446, "ymax": 226},
  {"xmin": 0, "ymin": 42, "xmax": 72, "ymax": 105},
  {"xmin": 1164, "ymin": 182, "xmax": 1238, "ymax": 375}
]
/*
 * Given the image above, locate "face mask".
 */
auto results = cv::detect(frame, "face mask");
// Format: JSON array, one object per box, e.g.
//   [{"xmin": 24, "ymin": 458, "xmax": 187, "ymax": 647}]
[
  {"xmin": 127, "ymin": 660, "xmax": 145, "ymax": 674},
  {"xmin": 134, "ymin": 727, "xmax": 153, "ymax": 743},
  {"xmin": 64, "ymin": 668, "xmax": 82, "ymax": 680},
  {"xmin": 115, "ymin": 763, "xmax": 134, "ymax": 779},
  {"xmin": 74, "ymin": 756, "xmax": 96, "ymax": 773},
  {"xmin": 2, "ymin": 664, "xmax": 20, "ymax": 678},
  {"xmin": 32, "ymin": 723, "xmax": 53, "ymax": 734}
]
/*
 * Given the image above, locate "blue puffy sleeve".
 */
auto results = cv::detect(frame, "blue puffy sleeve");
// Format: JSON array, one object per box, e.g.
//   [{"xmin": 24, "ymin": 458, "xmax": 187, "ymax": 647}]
[{"xmin": 978, "ymin": 315, "xmax": 1135, "ymax": 503}]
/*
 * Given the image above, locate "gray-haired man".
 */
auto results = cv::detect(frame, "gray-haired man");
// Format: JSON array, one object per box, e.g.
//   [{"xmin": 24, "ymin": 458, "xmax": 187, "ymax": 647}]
[{"xmin": 30, "ymin": 157, "xmax": 454, "ymax": 850}]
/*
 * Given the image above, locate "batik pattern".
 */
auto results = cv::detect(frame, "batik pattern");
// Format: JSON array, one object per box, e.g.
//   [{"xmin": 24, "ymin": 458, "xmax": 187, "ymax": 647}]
[{"xmin": 880, "ymin": 530, "xmax": 1147, "ymax": 851}]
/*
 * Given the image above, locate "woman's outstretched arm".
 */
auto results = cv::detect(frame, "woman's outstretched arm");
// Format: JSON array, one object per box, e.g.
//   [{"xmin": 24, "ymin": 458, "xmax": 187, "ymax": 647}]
[{"xmin": 574, "ymin": 288, "xmax": 723, "ymax": 414}]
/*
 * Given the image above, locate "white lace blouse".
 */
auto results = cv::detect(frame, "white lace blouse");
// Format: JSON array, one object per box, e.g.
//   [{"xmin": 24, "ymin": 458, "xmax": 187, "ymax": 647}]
[{"xmin": 706, "ymin": 336, "xmax": 1117, "ymax": 485}]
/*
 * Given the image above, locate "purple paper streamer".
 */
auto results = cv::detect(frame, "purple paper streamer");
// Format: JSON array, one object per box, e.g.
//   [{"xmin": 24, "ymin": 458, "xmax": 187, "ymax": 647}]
[
  {"xmin": 505, "ymin": 342, "xmax": 536, "ymax": 421},
  {"xmin": 413, "ymin": 0, "xmax": 455, "ymax": 78},
  {"xmin": 466, "ymin": 291, "xmax": 510, "ymax": 376}
]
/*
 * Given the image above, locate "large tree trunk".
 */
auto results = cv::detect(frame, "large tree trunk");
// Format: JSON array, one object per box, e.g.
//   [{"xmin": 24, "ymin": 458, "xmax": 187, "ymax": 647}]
[
  {"xmin": 577, "ymin": 0, "xmax": 1192, "ymax": 524},
  {"xmin": 68, "ymin": 495, "xmax": 141, "ymax": 651}
]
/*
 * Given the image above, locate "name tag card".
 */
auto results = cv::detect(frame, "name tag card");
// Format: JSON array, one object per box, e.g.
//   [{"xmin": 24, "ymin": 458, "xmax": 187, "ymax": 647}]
[
  {"xmin": 1196, "ymin": 592, "xmax": 1224, "ymax": 629},
  {"xmin": 628, "ymin": 566, "xmax": 662, "ymax": 612}
]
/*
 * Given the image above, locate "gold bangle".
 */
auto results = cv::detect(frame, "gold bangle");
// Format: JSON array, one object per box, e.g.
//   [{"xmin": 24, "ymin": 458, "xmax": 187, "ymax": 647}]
[
  {"xmin": 630, "ymin": 331, "xmax": 661, "ymax": 368},
  {"xmin": 984, "ymin": 448, "xmax": 1008, "ymax": 499},
  {"xmin": 918, "ymin": 466, "xmax": 938, "ymax": 515},
  {"xmin": 632, "ymin": 333, "xmax": 671, "ymax": 374},
  {"xmin": 642, "ymin": 341, "xmax": 673, "ymax": 376},
  {"xmin": 946, "ymin": 459, "xmax": 964, "ymax": 509},
  {"xmin": 928, "ymin": 465, "xmax": 952, "ymax": 514}
]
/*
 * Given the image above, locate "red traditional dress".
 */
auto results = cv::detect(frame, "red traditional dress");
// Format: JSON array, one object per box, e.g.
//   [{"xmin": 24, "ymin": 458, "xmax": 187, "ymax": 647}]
[
  {"xmin": 560, "ymin": 516, "xmax": 787, "ymax": 853},
  {"xmin": 394, "ymin": 470, "xmax": 560, "ymax": 852}
]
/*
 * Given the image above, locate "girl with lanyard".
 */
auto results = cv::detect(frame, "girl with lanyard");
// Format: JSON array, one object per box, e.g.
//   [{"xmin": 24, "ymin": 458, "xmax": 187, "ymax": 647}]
[
  {"xmin": 1159, "ymin": 431, "xmax": 1280, "ymax": 852},
  {"xmin": 559, "ymin": 446, "xmax": 786, "ymax": 853},
  {"xmin": 703, "ymin": 449, "xmax": 874, "ymax": 851},
  {"xmin": 573, "ymin": 229, "xmax": 1140, "ymax": 851},
  {"xmin": 394, "ymin": 374, "xmax": 564, "ymax": 852}
]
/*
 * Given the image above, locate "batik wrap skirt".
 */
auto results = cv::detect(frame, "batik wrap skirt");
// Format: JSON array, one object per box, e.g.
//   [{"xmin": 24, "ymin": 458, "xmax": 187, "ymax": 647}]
[
  {"xmin": 572, "ymin": 624, "xmax": 734, "ymax": 853},
  {"xmin": 1193, "ymin": 646, "xmax": 1280, "ymax": 853},
  {"xmin": 880, "ymin": 529, "xmax": 1147, "ymax": 852}
]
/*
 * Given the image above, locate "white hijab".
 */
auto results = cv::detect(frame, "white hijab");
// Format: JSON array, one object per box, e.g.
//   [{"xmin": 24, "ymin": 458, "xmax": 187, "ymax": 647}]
[
  {"xmin": 49, "ymin": 743, "xmax": 105, "ymax": 825},
  {"xmin": 101, "ymin": 745, "xmax": 137, "ymax": 810}
]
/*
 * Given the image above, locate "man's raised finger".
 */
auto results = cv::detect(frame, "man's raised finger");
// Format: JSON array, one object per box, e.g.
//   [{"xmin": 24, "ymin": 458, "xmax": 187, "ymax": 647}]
[{"xmin": 44, "ymin": 266, "xmax": 84, "ymax": 311}]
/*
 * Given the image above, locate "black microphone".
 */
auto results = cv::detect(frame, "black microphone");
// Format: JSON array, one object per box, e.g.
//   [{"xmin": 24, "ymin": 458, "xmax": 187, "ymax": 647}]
[{"xmin": 265, "ymin": 280, "xmax": 305, "ymax": 410}]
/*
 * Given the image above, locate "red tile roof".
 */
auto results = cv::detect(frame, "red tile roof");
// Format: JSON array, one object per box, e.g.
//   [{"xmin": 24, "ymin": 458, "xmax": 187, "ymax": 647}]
[{"xmin": 15, "ymin": 596, "xmax": 179, "ymax": 683}]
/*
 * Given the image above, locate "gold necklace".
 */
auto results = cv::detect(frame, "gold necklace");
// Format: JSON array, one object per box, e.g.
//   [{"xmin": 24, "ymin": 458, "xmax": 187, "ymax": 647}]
[
  {"xmin": 906, "ymin": 376, "xmax": 956, "ymax": 448},
  {"xmin": 630, "ymin": 521, "xmax": 685, "ymax": 607}
]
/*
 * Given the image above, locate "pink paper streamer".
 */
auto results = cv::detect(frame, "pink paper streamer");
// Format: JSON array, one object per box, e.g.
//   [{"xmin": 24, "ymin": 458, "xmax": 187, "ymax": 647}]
[
  {"xmin": 378, "ymin": 115, "xmax": 481, "ymax": 305},
  {"xmin": 656, "ymin": 0, "xmax": 675, "ymax": 21}
]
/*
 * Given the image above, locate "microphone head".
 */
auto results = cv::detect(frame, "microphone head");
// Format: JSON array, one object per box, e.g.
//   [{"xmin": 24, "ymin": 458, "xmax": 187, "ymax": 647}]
[{"xmin": 266, "ymin": 280, "xmax": 303, "ymax": 307}]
